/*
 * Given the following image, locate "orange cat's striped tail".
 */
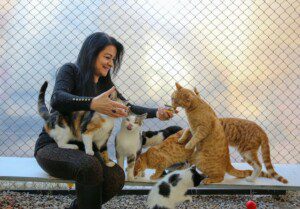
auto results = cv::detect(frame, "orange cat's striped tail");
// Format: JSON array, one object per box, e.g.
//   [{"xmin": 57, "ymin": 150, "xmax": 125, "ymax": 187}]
[
  {"xmin": 260, "ymin": 132, "xmax": 288, "ymax": 184},
  {"xmin": 226, "ymin": 163, "xmax": 252, "ymax": 178}
]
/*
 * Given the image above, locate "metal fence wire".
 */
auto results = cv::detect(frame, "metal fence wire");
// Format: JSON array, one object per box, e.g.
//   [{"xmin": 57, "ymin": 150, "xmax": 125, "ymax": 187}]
[{"xmin": 0, "ymin": 0, "xmax": 299, "ymax": 164}]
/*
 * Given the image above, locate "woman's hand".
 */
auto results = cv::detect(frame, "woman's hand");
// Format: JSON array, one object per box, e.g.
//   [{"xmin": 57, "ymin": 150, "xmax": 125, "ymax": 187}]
[
  {"xmin": 156, "ymin": 107, "xmax": 178, "ymax": 121},
  {"xmin": 90, "ymin": 86, "xmax": 129, "ymax": 118}
]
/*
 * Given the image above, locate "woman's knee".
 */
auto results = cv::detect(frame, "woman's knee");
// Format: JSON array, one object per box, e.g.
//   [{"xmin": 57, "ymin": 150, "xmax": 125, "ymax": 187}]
[{"xmin": 76, "ymin": 156, "xmax": 104, "ymax": 185}]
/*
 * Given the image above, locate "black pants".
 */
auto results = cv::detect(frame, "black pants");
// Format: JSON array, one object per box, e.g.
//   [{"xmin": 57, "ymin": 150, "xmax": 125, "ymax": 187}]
[{"xmin": 35, "ymin": 142, "xmax": 125, "ymax": 207}]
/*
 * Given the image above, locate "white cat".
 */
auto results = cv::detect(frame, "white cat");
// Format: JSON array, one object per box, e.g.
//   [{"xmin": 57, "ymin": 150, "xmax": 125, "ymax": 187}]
[
  {"xmin": 147, "ymin": 166, "xmax": 206, "ymax": 209},
  {"xmin": 115, "ymin": 112, "xmax": 147, "ymax": 180}
]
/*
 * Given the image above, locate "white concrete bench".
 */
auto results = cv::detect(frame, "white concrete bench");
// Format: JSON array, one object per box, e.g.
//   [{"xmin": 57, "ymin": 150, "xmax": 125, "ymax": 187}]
[{"xmin": 0, "ymin": 157, "xmax": 299, "ymax": 191}]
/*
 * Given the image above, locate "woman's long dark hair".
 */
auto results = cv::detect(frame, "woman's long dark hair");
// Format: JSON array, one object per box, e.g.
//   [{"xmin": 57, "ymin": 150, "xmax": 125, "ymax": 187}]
[{"xmin": 76, "ymin": 32, "xmax": 124, "ymax": 96}]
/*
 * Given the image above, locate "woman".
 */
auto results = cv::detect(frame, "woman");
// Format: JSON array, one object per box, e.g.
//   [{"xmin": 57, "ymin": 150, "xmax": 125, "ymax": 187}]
[{"xmin": 34, "ymin": 32, "xmax": 175, "ymax": 209}]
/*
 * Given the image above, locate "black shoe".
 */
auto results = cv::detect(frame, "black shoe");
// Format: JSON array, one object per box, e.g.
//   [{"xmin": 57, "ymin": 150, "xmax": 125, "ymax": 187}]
[
  {"xmin": 65, "ymin": 198, "xmax": 78, "ymax": 209},
  {"xmin": 76, "ymin": 182, "xmax": 103, "ymax": 209}
]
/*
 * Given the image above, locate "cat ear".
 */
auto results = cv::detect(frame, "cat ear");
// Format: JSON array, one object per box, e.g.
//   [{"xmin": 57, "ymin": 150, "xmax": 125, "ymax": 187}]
[
  {"xmin": 175, "ymin": 82, "xmax": 183, "ymax": 90},
  {"xmin": 190, "ymin": 165, "xmax": 197, "ymax": 170},
  {"xmin": 123, "ymin": 100, "xmax": 130, "ymax": 106},
  {"xmin": 193, "ymin": 87, "xmax": 200, "ymax": 97}
]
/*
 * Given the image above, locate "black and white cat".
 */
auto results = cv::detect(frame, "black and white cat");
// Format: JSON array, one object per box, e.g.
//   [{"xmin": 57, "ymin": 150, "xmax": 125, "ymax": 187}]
[
  {"xmin": 115, "ymin": 112, "xmax": 147, "ymax": 180},
  {"xmin": 147, "ymin": 166, "xmax": 206, "ymax": 209},
  {"xmin": 141, "ymin": 126, "xmax": 182, "ymax": 147}
]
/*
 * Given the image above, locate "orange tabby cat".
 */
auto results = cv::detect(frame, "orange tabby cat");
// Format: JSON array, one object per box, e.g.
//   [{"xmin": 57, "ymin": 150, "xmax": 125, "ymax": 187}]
[
  {"xmin": 171, "ymin": 83, "xmax": 254, "ymax": 184},
  {"xmin": 189, "ymin": 87, "xmax": 288, "ymax": 183},
  {"xmin": 134, "ymin": 130, "xmax": 194, "ymax": 180}
]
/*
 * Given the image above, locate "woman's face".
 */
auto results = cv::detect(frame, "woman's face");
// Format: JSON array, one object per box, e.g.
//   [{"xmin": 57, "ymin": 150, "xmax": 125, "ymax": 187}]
[{"xmin": 95, "ymin": 45, "xmax": 117, "ymax": 78}]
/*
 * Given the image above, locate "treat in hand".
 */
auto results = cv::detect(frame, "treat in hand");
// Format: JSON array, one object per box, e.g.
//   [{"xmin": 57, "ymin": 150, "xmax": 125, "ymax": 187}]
[{"xmin": 165, "ymin": 104, "xmax": 176, "ymax": 113}]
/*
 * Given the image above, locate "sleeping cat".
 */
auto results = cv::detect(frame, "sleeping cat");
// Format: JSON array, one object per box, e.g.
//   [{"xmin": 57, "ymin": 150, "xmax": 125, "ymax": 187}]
[
  {"xmin": 134, "ymin": 130, "xmax": 194, "ymax": 180},
  {"xmin": 147, "ymin": 166, "xmax": 206, "ymax": 209},
  {"xmin": 38, "ymin": 81, "xmax": 123, "ymax": 167},
  {"xmin": 141, "ymin": 126, "xmax": 183, "ymax": 147},
  {"xmin": 171, "ymin": 83, "xmax": 254, "ymax": 184},
  {"xmin": 115, "ymin": 111, "xmax": 147, "ymax": 180},
  {"xmin": 186, "ymin": 87, "xmax": 288, "ymax": 183}
]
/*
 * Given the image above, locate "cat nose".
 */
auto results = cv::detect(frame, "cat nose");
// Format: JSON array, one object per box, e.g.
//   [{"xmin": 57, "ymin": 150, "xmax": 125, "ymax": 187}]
[{"xmin": 127, "ymin": 124, "xmax": 133, "ymax": 130}]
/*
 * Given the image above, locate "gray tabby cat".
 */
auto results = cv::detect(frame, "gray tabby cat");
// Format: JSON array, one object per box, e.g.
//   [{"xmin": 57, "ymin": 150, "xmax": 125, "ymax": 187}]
[
  {"xmin": 147, "ymin": 166, "xmax": 206, "ymax": 209},
  {"xmin": 115, "ymin": 112, "xmax": 147, "ymax": 180}
]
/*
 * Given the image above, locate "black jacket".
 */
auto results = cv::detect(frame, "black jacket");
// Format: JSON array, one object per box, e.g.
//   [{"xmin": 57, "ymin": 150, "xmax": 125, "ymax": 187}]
[{"xmin": 34, "ymin": 63, "xmax": 157, "ymax": 154}]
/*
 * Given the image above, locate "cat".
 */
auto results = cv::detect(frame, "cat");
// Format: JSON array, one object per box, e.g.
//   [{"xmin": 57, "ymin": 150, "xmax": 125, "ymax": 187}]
[
  {"xmin": 141, "ymin": 126, "xmax": 183, "ymax": 147},
  {"xmin": 134, "ymin": 130, "xmax": 194, "ymax": 180},
  {"xmin": 171, "ymin": 83, "xmax": 255, "ymax": 184},
  {"xmin": 147, "ymin": 166, "xmax": 206, "ymax": 209},
  {"xmin": 185, "ymin": 87, "xmax": 288, "ymax": 183},
  {"xmin": 38, "ymin": 81, "xmax": 123, "ymax": 167},
  {"xmin": 115, "ymin": 111, "xmax": 147, "ymax": 180}
]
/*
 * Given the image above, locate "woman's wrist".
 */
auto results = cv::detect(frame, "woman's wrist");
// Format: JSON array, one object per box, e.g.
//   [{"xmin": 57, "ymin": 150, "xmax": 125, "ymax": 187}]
[{"xmin": 90, "ymin": 98, "xmax": 96, "ymax": 110}]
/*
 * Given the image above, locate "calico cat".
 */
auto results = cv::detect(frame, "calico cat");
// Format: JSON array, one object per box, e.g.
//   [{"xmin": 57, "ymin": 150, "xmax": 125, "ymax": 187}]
[
  {"xmin": 141, "ymin": 126, "xmax": 183, "ymax": 147},
  {"xmin": 134, "ymin": 130, "xmax": 194, "ymax": 180},
  {"xmin": 38, "ymin": 81, "xmax": 122, "ymax": 167},
  {"xmin": 171, "ymin": 83, "xmax": 254, "ymax": 184},
  {"xmin": 147, "ymin": 166, "xmax": 206, "ymax": 209},
  {"xmin": 115, "ymin": 111, "xmax": 147, "ymax": 180},
  {"xmin": 188, "ymin": 87, "xmax": 288, "ymax": 183}
]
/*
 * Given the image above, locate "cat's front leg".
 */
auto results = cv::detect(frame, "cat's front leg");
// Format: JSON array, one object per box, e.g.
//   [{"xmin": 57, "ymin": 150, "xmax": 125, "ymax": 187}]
[
  {"xmin": 150, "ymin": 169, "xmax": 165, "ymax": 180},
  {"xmin": 185, "ymin": 128, "xmax": 207, "ymax": 150},
  {"xmin": 178, "ymin": 128, "xmax": 191, "ymax": 144},
  {"xmin": 82, "ymin": 134, "xmax": 94, "ymax": 155},
  {"xmin": 182, "ymin": 195, "xmax": 193, "ymax": 202},
  {"xmin": 116, "ymin": 152, "xmax": 125, "ymax": 171},
  {"xmin": 126, "ymin": 154, "xmax": 136, "ymax": 181}
]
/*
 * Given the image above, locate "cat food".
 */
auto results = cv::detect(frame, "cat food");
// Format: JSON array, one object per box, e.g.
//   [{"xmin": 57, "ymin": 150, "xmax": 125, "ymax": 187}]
[{"xmin": 164, "ymin": 104, "xmax": 175, "ymax": 113}]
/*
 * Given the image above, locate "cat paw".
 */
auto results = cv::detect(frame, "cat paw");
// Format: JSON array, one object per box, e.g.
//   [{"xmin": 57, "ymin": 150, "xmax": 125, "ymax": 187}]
[
  {"xmin": 185, "ymin": 196, "xmax": 193, "ymax": 202},
  {"xmin": 106, "ymin": 161, "xmax": 115, "ymax": 167},
  {"xmin": 185, "ymin": 142, "xmax": 195, "ymax": 150},
  {"xmin": 127, "ymin": 176, "xmax": 134, "ymax": 181},
  {"xmin": 178, "ymin": 137, "xmax": 185, "ymax": 144},
  {"xmin": 150, "ymin": 174, "xmax": 161, "ymax": 180},
  {"xmin": 85, "ymin": 150, "xmax": 94, "ymax": 155},
  {"xmin": 246, "ymin": 176, "xmax": 256, "ymax": 182},
  {"xmin": 202, "ymin": 179, "xmax": 212, "ymax": 185}
]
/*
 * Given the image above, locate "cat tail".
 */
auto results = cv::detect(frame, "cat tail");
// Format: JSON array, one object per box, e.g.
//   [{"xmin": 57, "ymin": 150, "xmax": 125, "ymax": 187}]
[
  {"xmin": 261, "ymin": 132, "xmax": 288, "ymax": 184},
  {"xmin": 38, "ymin": 81, "xmax": 50, "ymax": 121},
  {"xmin": 226, "ymin": 163, "xmax": 252, "ymax": 178}
]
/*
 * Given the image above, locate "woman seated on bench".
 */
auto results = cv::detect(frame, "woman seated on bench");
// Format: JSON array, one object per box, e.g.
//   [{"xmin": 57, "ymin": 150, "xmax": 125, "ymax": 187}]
[{"xmin": 34, "ymin": 32, "xmax": 174, "ymax": 209}]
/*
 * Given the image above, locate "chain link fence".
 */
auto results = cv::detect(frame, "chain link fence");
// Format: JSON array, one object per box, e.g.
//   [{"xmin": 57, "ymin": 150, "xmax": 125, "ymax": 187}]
[{"xmin": 1, "ymin": 0, "xmax": 299, "ymax": 164}]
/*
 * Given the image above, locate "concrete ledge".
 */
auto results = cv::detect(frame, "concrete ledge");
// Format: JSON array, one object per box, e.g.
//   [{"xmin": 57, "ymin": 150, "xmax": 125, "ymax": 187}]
[{"xmin": 1, "ymin": 157, "xmax": 299, "ymax": 191}]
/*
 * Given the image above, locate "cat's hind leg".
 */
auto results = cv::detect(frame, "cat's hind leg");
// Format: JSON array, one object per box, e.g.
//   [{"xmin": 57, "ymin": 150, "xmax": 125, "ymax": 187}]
[
  {"xmin": 95, "ymin": 141, "xmax": 115, "ymax": 167},
  {"xmin": 242, "ymin": 150, "xmax": 262, "ymax": 182},
  {"xmin": 56, "ymin": 141, "xmax": 79, "ymax": 150},
  {"xmin": 55, "ymin": 134, "xmax": 78, "ymax": 150},
  {"xmin": 100, "ymin": 148, "xmax": 115, "ymax": 167},
  {"xmin": 202, "ymin": 176, "xmax": 224, "ymax": 184}
]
